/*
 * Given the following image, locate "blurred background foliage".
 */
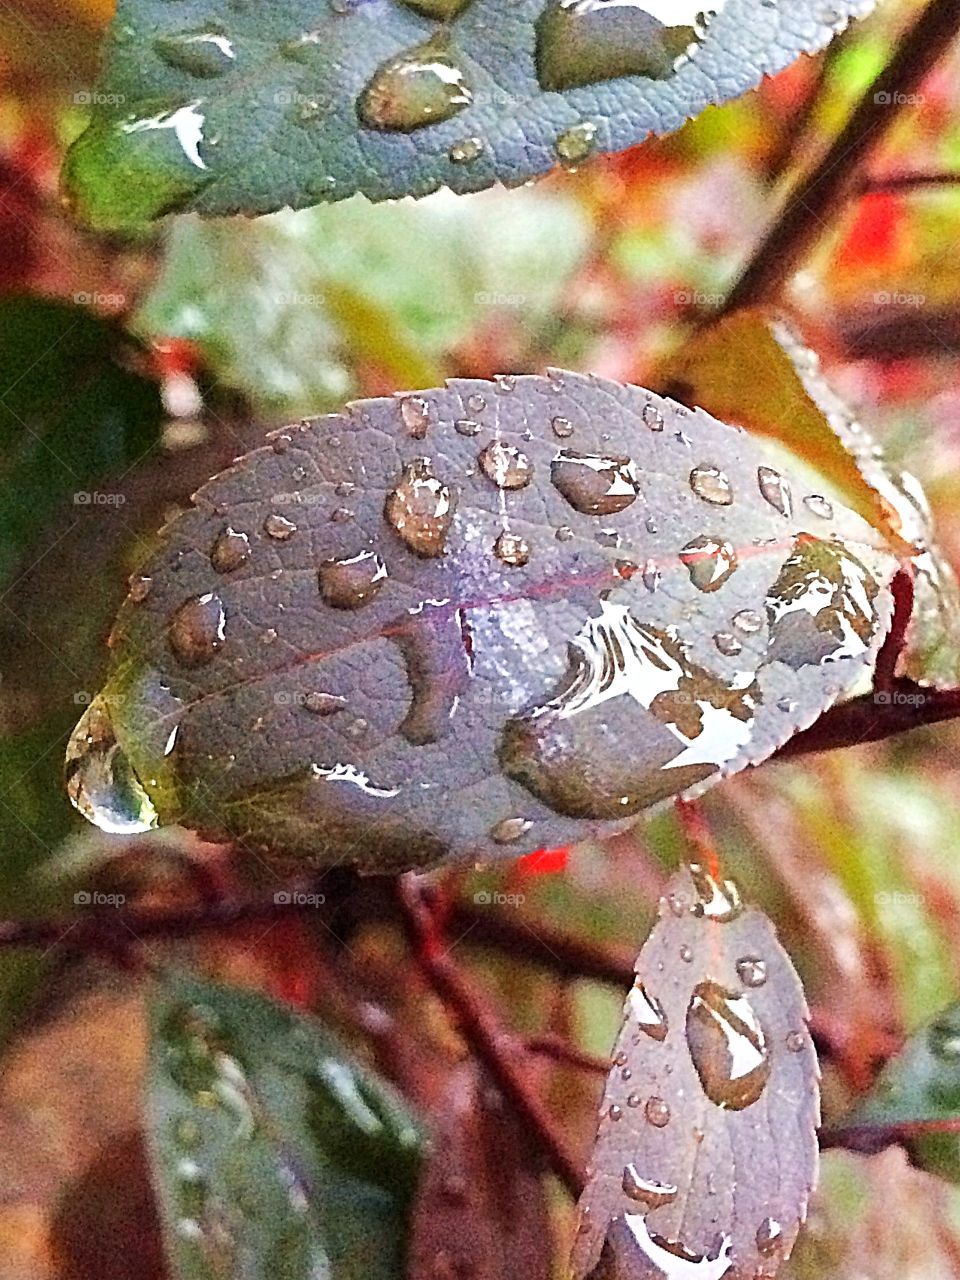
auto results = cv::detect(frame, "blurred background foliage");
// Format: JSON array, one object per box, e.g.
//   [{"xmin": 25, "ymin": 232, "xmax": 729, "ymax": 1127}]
[{"xmin": 5, "ymin": 0, "xmax": 960, "ymax": 1276}]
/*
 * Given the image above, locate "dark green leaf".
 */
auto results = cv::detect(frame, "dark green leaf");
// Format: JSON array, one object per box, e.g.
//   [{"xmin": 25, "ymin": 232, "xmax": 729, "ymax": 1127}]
[
  {"xmin": 147, "ymin": 970, "xmax": 423, "ymax": 1280},
  {"xmin": 62, "ymin": 0, "xmax": 874, "ymax": 229}
]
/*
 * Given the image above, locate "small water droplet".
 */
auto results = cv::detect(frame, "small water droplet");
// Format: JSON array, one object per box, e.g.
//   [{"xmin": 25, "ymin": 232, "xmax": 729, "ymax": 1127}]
[
  {"xmin": 642, "ymin": 402, "xmax": 664, "ymax": 431},
  {"xmin": 732, "ymin": 608, "xmax": 763, "ymax": 634},
  {"xmin": 129, "ymin": 575, "xmax": 153, "ymax": 604},
  {"xmin": 65, "ymin": 696, "xmax": 159, "ymax": 834},
  {"xmin": 494, "ymin": 532, "xmax": 530, "ymax": 567},
  {"xmin": 680, "ymin": 536, "xmax": 737, "ymax": 592},
  {"xmin": 777, "ymin": 696, "xmax": 797, "ymax": 714},
  {"xmin": 169, "ymin": 593, "xmax": 226, "ymax": 665},
  {"xmin": 303, "ymin": 691, "xmax": 347, "ymax": 716},
  {"xmin": 686, "ymin": 981, "xmax": 771, "ymax": 1109},
  {"xmin": 639, "ymin": 557, "xmax": 660, "ymax": 593},
  {"xmin": 555, "ymin": 525, "xmax": 574, "ymax": 542},
  {"xmin": 359, "ymin": 34, "xmax": 472, "ymax": 132},
  {"xmin": 785, "ymin": 1030, "xmax": 805, "ymax": 1053},
  {"xmin": 736, "ymin": 956, "xmax": 767, "ymax": 988},
  {"xmin": 680, "ymin": 943, "xmax": 693, "ymax": 962},
  {"xmin": 608, "ymin": 1103, "xmax": 623, "ymax": 1122},
  {"xmin": 644, "ymin": 1096, "xmax": 671, "ymax": 1127},
  {"xmin": 330, "ymin": 506, "xmax": 354, "ymax": 523},
  {"xmin": 454, "ymin": 418, "xmax": 481, "ymax": 437},
  {"xmin": 555, "ymin": 120, "xmax": 598, "ymax": 168},
  {"xmin": 466, "ymin": 392, "xmax": 487, "ymax": 414},
  {"xmin": 491, "ymin": 816, "xmax": 532, "ymax": 844},
  {"xmin": 478, "ymin": 442, "xmax": 533, "ymax": 490},
  {"xmin": 318, "ymin": 550, "xmax": 388, "ymax": 609},
  {"xmin": 264, "ymin": 513, "xmax": 297, "ymax": 540},
  {"xmin": 757, "ymin": 465, "xmax": 792, "ymax": 518},
  {"xmin": 551, "ymin": 415, "xmax": 574, "ymax": 439},
  {"xmin": 551, "ymin": 450, "xmax": 640, "ymax": 515},
  {"xmin": 400, "ymin": 395, "xmax": 431, "ymax": 439},
  {"xmin": 627, "ymin": 982, "xmax": 668, "ymax": 1040},
  {"xmin": 689, "ymin": 862, "xmax": 742, "ymax": 921},
  {"xmin": 210, "ymin": 526, "xmax": 250, "ymax": 573},
  {"xmin": 756, "ymin": 1217, "xmax": 783, "ymax": 1257},
  {"xmin": 690, "ymin": 464, "xmax": 733, "ymax": 506},
  {"xmin": 335, "ymin": 480, "xmax": 356, "ymax": 497},
  {"xmin": 626, "ymin": 1091, "xmax": 641, "ymax": 1107},
  {"xmin": 495, "ymin": 374, "xmax": 516, "ymax": 393},
  {"xmin": 804, "ymin": 493, "xmax": 834, "ymax": 519},
  {"xmin": 449, "ymin": 135, "xmax": 485, "ymax": 164},
  {"xmin": 154, "ymin": 27, "xmax": 236, "ymax": 78},
  {"xmin": 622, "ymin": 1164, "xmax": 678, "ymax": 1209},
  {"xmin": 385, "ymin": 458, "xmax": 457, "ymax": 558},
  {"xmin": 713, "ymin": 631, "xmax": 742, "ymax": 657}
]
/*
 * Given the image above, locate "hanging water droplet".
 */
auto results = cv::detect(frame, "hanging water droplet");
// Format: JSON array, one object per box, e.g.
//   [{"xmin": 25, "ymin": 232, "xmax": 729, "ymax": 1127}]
[
  {"xmin": 385, "ymin": 458, "xmax": 457, "ymax": 558},
  {"xmin": 154, "ymin": 27, "xmax": 236, "ymax": 78},
  {"xmin": 756, "ymin": 1217, "xmax": 783, "ymax": 1257},
  {"xmin": 454, "ymin": 418, "xmax": 481, "ymax": 437},
  {"xmin": 690, "ymin": 464, "xmax": 733, "ymax": 506},
  {"xmin": 736, "ymin": 956, "xmax": 768, "ymax": 988},
  {"xmin": 169, "ymin": 592, "xmax": 226, "ymax": 666},
  {"xmin": 732, "ymin": 608, "xmax": 763, "ymax": 635},
  {"xmin": 555, "ymin": 120, "xmax": 598, "ymax": 169},
  {"xmin": 65, "ymin": 696, "xmax": 159, "ymax": 834},
  {"xmin": 685, "ymin": 981, "xmax": 771, "ymax": 1109},
  {"xmin": 264, "ymin": 513, "xmax": 297, "ymax": 540},
  {"xmin": 757, "ymin": 465, "xmax": 792, "ymax": 518},
  {"xmin": 491, "ymin": 816, "xmax": 532, "ymax": 844},
  {"xmin": 642, "ymin": 402, "xmax": 664, "ymax": 431},
  {"xmin": 713, "ymin": 631, "xmax": 742, "ymax": 657},
  {"xmin": 358, "ymin": 33, "xmax": 473, "ymax": 132},
  {"xmin": 494, "ymin": 531, "xmax": 530, "ymax": 567},
  {"xmin": 449, "ymin": 135, "xmax": 485, "ymax": 164},
  {"xmin": 210, "ymin": 526, "xmax": 250, "ymax": 573},
  {"xmin": 622, "ymin": 1164, "xmax": 678, "ymax": 1209},
  {"xmin": 551, "ymin": 450, "xmax": 640, "ymax": 515},
  {"xmin": 626, "ymin": 982, "xmax": 668, "ymax": 1041},
  {"xmin": 318, "ymin": 550, "xmax": 388, "ymax": 609},
  {"xmin": 551, "ymin": 415, "xmax": 574, "ymax": 439},
  {"xmin": 688, "ymin": 861, "xmax": 742, "ymax": 922},
  {"xmin": 303, "ymin": 691, "xmax": 347, "ymax": 716},
  {"xmin": 680, "ymin": 536, "xmax": 737, "ymax": 592},
  {"xmin": 478, "ymin": 442, "xmax": 533, "ymax": 490},
  {"xmin": 644, "ymin": 1096, "xmax": 671, "ymax": 1127},
  {"xmin": 804, "ymin": 493, "xmax": 834, "ymax": 519},
  {"xmin": 400, "ymin": 395, "xmax": 431, "ymax": 439}
]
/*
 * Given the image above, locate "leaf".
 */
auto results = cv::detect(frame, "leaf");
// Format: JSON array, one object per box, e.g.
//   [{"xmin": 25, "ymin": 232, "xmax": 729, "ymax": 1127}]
[
  {"xmin": 60, "ymin": 0, "xmax": 875, "ymax": 229},
  {"xmin": 407, "ymin": 1060, "xmax": 553, "ymax": 1280},
  {"xmin": 146, "ymin": 970, "xmax": 423, "ymax": 1280},
  {"xmin": 0, "ymin": 295, "xmax": 163, "ymax": 591},
  {"xmin": 659, "ymin": 307, "xmax": 960, "ymax": 687},
  {"xmin": 843, "ymin": 1001, "xmax": 960, "ymax": 1183},
  {"xmin": 66, "ymin": 372, "xmax": 899, "ymax": 873},
  {"xmin": 571, "ymin": 866, "xmax": 820, "ymax": 1280}
]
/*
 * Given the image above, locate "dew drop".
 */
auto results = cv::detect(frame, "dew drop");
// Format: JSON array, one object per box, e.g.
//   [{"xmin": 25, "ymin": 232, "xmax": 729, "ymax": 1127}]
[
  {"xmin": 680, "ymin": 536, "xmax": 737, "ymax": 592},
  {"xmin": 385, "ymin": 458, "xmax": 457, "ymax": 558},
  {"xmin": 685, "ymin": 981, "xmax": 771, "ymax": 1110},
  {"xmin": 318, "ymin": 550, "xmax": 388, "ymax": 610},
  {"xmin": 785, "ymin": 1030, "xmax": 805, "ymax": 1053},
  {"xmin": 551, "ymin": 450, "xmax": 640, "ymax": 515},
  {"xmin": 449, "ymin": 135, "xmax": 485, "ymax": 164},
  {"xmin": 690, "ymin": 464, "xmax": 733, "ymax": 506},
  {"xmin": 478, "ymin": 442, "xmax": 533, "ymax": 490},
  {"xmin": 493, "ymin": 531, "xmax": 530, "ymax": 567},
  {"xmin": 129, "ymin": 575, "xmax": 153, "ymax": 604},
  {"xmin": 154, "ymin": 27, "xmax": 236, "ymax": 78},
  {"xmin": 626, "ymin": 982, "xmax": 668, "ymax": 1041},
  {"xmin": 642, "ymin": 402, "xmax": 664, "ymax": 431},
  {"xmin": 804, "ymin": 493, "xmax": 834, "ymax": 519},
  {"xmin": 622, "ymin": 1164, "xmax": 678, "ymax": 1209},
  {"xmin": 608, "ymin": 1103, "xmax": 623, "ymax": 1122},
  {"xmin": 551, "ymin": 415, "xmax": 574, "ymax": 439},
  {"xmin": 210, "ymin": 526, "xmax": 250, "ymax": 573},
  {"xmin": 359, "ymin": 34, "xmax": 472, "ymax": 132},
  {"xmin": 732, "ymin": 608, "xmax": 763, "ymax": 635},
  {"xmin": 736, "ymin": 956, "xmax": 768, "ymax": 988},
  {"xmin": 644, "ymin": 1096, "xmax": 671, "ymax": 1128},
  {"xmin": 466, "ymin": 392, "xmax": 487, "ymax": 414},
  {"xmin": 555, "ymin": 121, "xmax": 598, "ymax": 169},
  {"xmin": 454, "ymin": 418, "xmax": 481, "ymax": 437},
  {"xmin": 680, "ymin": 943, "xmax": 694, "ymax": 962},
  {"xmin": 400, "ymin": 395, "xmax": 431, "ymax": 439},
  {"xmin": 713, "ymin": 631, "xmax": 742, "ymax": 657},
  {"xmin": 756, "ymin": 1217, "xmax": 783, "ymax": 1257},
  {"xmin": 491, "ymin": 816, "xmax": 532, "ymax": 844},
  {"xmin": 303, "ymin": 691, "xmax": 347, "ymax": 716},
  {"xmin": 64, "ymin": 696, "xmax": 159, "ymax": 834},
  {"xmin": 169, "ymin": 592, "xmax": 226, "ymax": 666},
  {"xmin": 264, "ymin": 513, "xmax": 297, "ymax": 541},
  {"xmin": 757, "ymin": 465, "xmax": 792, "ymax": 518},
  {"xmin": 555, "ymin": 525, "xmax": 574, "ymax": 542},
  {"xmin": 777, "ymin": 696, "xmax": 797, "ymax": 714}
]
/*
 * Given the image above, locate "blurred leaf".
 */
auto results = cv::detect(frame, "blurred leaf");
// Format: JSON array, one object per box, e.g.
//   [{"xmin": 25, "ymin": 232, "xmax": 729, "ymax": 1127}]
[
  {"xmin": 60, "ymin": 0, "xmax": 875, "ymax": 229},
  {"xmin": 147, "ymin": 970, "xmax": 423, "ymax": 1280}
]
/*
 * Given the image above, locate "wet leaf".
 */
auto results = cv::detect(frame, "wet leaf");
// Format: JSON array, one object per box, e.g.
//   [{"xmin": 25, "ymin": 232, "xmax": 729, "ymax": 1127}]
[
  {"xmin": 62, "ymin": 0, "xmax": 874, "ymax": 229},
  {"xmin": 147, "ymin": 970, "xmax": 423, "ymax": 1280},
  {"xmin": 572, "ymin": 866, "xmax": 820, "ymax": 1280},
  {"xmin": 661, "ymin": 307, "xmax": 960, "ymax": 687},
  {"xmin": 67, "ymin": 372, "xmax": 900, "ymax": 872},
  {"xmin": 407, "ymin": 1060, "xmax": 552, "ymax": 1280}
]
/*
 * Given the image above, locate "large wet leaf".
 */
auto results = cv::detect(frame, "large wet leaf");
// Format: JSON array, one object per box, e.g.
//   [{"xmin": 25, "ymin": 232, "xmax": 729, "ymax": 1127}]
[
  {"xmin": 572, "ymin": 866, "xmax": 820, "ymax": 1279},
  {"xmin": 660, "ymin": 307, "xmax": 960, "ymax": 687},
  {"xmin": 147, "ymin": 971, "xmax": 423, "ymax": 1280},
  {"xmin": 61, "ymin": 0, "xmax": 874, "ymax": 229},
  {"xmin": 66, "ymin": 372, "xmax": 900, "ymax": 873}
]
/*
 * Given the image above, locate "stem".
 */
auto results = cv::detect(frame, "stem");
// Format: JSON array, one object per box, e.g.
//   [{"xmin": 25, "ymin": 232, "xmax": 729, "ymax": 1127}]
[
  {"xmin": 860, "ymin": 170, "xmax": 960, "ymax": 193},
  {"xmin": 719, "ymin": 0, "xmax": 960, "ymax": 315}
]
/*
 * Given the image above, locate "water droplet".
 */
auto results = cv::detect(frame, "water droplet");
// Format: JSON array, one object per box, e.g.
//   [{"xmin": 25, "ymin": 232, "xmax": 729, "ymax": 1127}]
[
  {"xmin": 551, "ymin": 450, "xmax": 640, "ymax": 515},
  {"xmin": 736, "ymin": 956, "xmax": 767, "ymax": 988},
  {"xmin": 785, "ymin": 1030, "xmax": 805, "ymax": 1053},
  {"xmin": 210, "ymin": 526, "xmax": 250, "ymax": 573},
  {"xmin": 330, "ymin": 506, "xmax": 354, "ymax": 523},
  {"xmin": 264, "ymin": 513, "xmax": 297, "ymax": 540},
  {"xmin": 555, "ymin": 121, "xmax": 598, "ymax": 168},
  {"xmin": 494, "ymin": 532, "xmax": 530, "ymax": 567},
  {"xmin": 129, "ymin": 575, "xmax": 152, "ymax": 604},
  {"xmin": 169, "ymin": 592, "xmax": 226, "ymax": 666},
  {"xmin": 680, "ymin": 536, "xmax": 737, "ymax": 592},
  {"xmin": 359, "ymin": 33, "xmax": 472, "ymax": 132},
  {"xmin": 680, "ymin": 943, "xmax": 694, "ymax": 962},
  {"xmin": 303, "ymin": 691, "xmax": 347, "ymax": 716},
  {"xmin": 626, "ymin": 1091, "xmax": 641, "ymax": 1107},
  {"xmin": 551, "ymin": 415, "xmax": 574, "ymax": 439},
  {"xmin": 335, "ymin": 480, "xmax": 356, "ymax": 497},
  {"xmin": 318, "ymin": 550, "xmax": 388, "ymax": 609},
  {"xmin": 689, "ymin": 862, "xmax": 742, "ymax": 922},
  {"xmin": 766, "ymin": 536, "xmax": 880, "ymax": 668},
  {"xmin": 400, "ymin": 395, "xmax": 431, "ymax": 439},
  {"xmin": 757, "ymin": 465, "xmax": 792, "ymax": 518},
  {"xmin": 686, "ymin": 981, "xmax": 771, "ymax": 1110},
  {"xmin": 608, "ymin": 1103, "xmax": 623, "ymax": 1122},
  {"xmin": 537, "ymin": 0, "xmax": 703, "ymax": 91},
  {"xmin": 713, "ymin": 631, "xmax": 742, "ymax": 657},
  {"xmin": 732, "ymin": 608, "xmax": 763, "ymax": 635},
  {"xmin": 154, "ymin": 27, "xmax": 236, "ymax": 78},
  {"xmin": 454, "ymin": 418, "xmax": 481, "ymax": 437},
  {"xmin": 449, "ymin": 135, "xmax": 485, "ymax": 164},
  {"xmin": 756, "ymin": 1217, "xmax": 783, "ymax": 1257},
  {"xmin": 65, "ymin": 696, "xmax": 159, "ymax": 834},
  {"xmin": 491, "ymin": 816, "xmax": 532, "ymax": 844},
  {"xmin": 777, "ymin": 697, "xmax": 797, "ymax": 714},
  {"xmin": 478, "ymin": 442, "xmax": 533, "ymax": 490},
  {"xmin": 385, "ymin": 458, "xmax": 457, "ymax": 558},
  {"xmin": 642, "ymin": 402, "xmax": 664, "ymax": 431},
  {"xmin": 466, "ymin": 392, "xmax": 486, "ymax": 414},
  {"xmin": 495, "ymin": 374, "xmax": 516, "ymax": 393},
  {"xmin": 626, "ymin": 982, "xmax": 668, "ymax": 1040},
  {"xmin": 804, "ymin": 493, "xmax": 834, "ymax": 519},
  {"xmin": 644, "ymin": 1096, "xmax": 671, "ymax": 1127},
  {"xmin": 641, "ymin": 558, "xmax": 661, "ymax": 592},
  {"xmin": 555, "ymin": 525, "xmax": 574, "ymax": 542},
  {"xmin": 622, "ymin": 1165, "xmax": 678, "ymax": 1209},
  {"xmin": 690, "ymin": 464, "xmax": 733, "ymax": 506}
]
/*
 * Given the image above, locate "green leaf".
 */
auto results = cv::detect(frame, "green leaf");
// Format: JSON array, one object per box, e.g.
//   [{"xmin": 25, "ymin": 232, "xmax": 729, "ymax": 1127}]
[
  {"xmin": 61, "ymin": 0, "xmax": 875, "ymax": 229},
  {"xmin": 0, "ymin": 295, "xmax": 163, "ymax": 591},
  {"xmin": 147, "ymin": 971, "xmax": 423, "ymax": 1280}
]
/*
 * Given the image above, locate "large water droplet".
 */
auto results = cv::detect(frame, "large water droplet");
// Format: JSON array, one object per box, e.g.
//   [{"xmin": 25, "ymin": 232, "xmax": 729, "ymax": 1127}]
[
  {"xmin": 685, "ymin": 981, "xmax": 771, "ymax": 1110},
  {"xmin": 65, "ymin": 696, "xmax": 159, "ymax": 834},
  {"xmin": 385, "ymin": 458, "xmax": 457, "ymax": 558},
  {"xmin": 621, "ymin": 1164, "xmax": 678, "ymax": 1209},
  {"xmin": 318, "ymin": 550, "xmax": 388, "ymax": 610},
  {"xmin": 736, "ymin": 956, "xmax": 767, "ymax": 988},
  {"xmin": 303, "ymin": 691, "xmax": 347, "ymax": 716},
  {"xmin": 644, "ymin": 1096, "xmax": 671, "ymax": 1127},
  {"xmin": 358, "ymin": 34, "xmax": 472, "ymax": 132},
  {"xmin": 169, "ymin": 593, "xmax": 226, "ymax": 666},
  {"xmin": 551, "ymin": 450, "xmax": 640, "ymax": 515},
  {"xmin": 766, "ymin": 536, "xmax": 880, "ymax": 668},
  {"xmin": 536, "ymin": 0, "xmax": 702, "ymax": 91},
  {"xmin": 690, "ymin": 464, "xmax": 733, "ymax": 506},
  {"xmin": 493, "ymin": 531, "xmax": 530, "ymax": 567},
  {"xmin": 400, "ymin": 395, "xmax": 431, "ymax": 439},
  {"xmin": 626, "ymin": 981, "xmax": 668, "ymax": 1040},
  {"xmin": 154, "ymin": 28, "xmax": 236, "ymax": 78},
  {"xmin": 679, "ymin": 536, "xmax": 737, "ymax": 592},
  {"xmin": 478, "ymin": 442, "xmax": 533, "ymax": 490},
  {"xmin": 210, "ymin": 526, "xmax": 250, "ymax": 573},
  {"xmin": 757, "ymin": 465, "xmax": 792, "ymax": 518}
]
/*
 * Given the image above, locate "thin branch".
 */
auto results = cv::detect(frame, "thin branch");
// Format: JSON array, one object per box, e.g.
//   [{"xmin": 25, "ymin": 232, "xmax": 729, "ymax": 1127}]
[
  {"xmin": 860, "ymin": 170, "xmax": 960, "ymax": 194},
  {"xmin": 396, "ymin": 875, "xmax": 585, "ymax": 1197},
  {"xmin": 718, "ymin": 0, "xmax": 960, "ymax": 316},
  {"xmin": 774, "ymin": 679, "xmax": 960, "ymax": 758}
]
